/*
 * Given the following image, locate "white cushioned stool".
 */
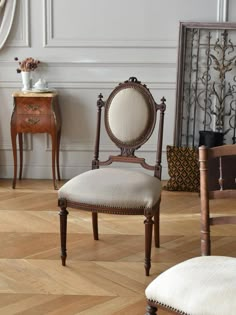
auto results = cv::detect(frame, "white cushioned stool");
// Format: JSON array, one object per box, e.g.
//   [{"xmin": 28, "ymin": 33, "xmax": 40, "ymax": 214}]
[{"xmin": 145, "ymin": 256, "xmax": 236, "ymax": 315}]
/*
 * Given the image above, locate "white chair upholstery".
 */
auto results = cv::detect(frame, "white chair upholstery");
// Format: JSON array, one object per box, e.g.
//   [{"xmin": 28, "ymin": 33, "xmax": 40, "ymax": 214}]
[
  {"xmin": 59, "ymin": 168, "xmax": 161, "ymax": 209},
  {"xmin": 108, "ymin": 88, "xmax": 149, "ymax": 143},
  {"xmin": 145, "ymin": 256, "xmax": 236, "ymax": 315}
]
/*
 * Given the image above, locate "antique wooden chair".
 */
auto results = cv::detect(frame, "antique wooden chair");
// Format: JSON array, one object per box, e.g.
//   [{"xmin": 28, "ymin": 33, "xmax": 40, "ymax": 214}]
[
  {"xmin": 199, "ymin": 144, "xmax": 236, "ymax": 255},
  {"xmin": 58, "ymin": 77, "xmax": 166, "ymax": 276},
  {"xmin": 145, "ymin": 144, "xmax": 236, "ymax": 314}
]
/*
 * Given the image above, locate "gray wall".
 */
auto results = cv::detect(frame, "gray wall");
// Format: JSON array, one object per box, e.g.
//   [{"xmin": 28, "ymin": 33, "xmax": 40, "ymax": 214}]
[{"xmin": 0, "ymin": 0, "xmax": 231, "ymax": 180}]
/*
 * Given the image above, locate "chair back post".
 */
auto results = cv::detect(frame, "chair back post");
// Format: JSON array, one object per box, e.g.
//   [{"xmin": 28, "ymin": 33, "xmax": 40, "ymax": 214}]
[
  {"xmin": 155, "ymin": 97, "xmax": 166, "ymax": 179},
  {"xmin": 92, "ymin": 93, "xmax": 104, "ymax": 170},
  {"xmin": 199, "ymin": 145, "xmax": 211, "ymax": 255}
]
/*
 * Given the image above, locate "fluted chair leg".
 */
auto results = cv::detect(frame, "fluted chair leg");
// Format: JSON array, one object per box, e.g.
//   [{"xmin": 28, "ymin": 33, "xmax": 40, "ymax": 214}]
[
  {"xmin": 201, "ymin": 229, "xmax": 211, "ymax": 256},
  {"xmin": 154, "ymin": 208, "xmax": 160, "ymax": 248},
  {"xmin": 59, "ymin": 206, "xmax": 68, "ymax": 266},
  {"xmin": 145, "ymin": 304, "xmax": 157, "ymax": 315},
  {"xmin": 92, "ymin": 212, "xmax": 99, "ymax": 240},
  {"xmin": 144, "ymin": 214, "xmax": 154, "ymax": 276}
]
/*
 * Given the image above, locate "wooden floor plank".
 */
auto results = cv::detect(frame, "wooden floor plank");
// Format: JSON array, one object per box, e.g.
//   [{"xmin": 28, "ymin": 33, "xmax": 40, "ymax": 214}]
[{"xmin": 0, "ymin": 179, "xmax": 235, "ymax": 314}]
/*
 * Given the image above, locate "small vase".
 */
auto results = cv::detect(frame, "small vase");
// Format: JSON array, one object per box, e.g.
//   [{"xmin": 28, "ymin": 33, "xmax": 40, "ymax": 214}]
[{"xmin": 21, "ymin": 71, "xmax": 31, "ymax": 91}]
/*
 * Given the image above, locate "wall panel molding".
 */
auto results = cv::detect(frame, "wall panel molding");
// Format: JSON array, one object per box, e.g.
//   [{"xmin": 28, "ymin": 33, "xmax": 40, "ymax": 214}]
[
  {"xmin": 47, "ymin": 61, "xmax": 176, "ymax": 68},
  {"xmin": 0, "ymin": 134, "xmax": 32, "ymax": 151},
  {"xmin": 43, "ymin": 0, "xmax": 221, "ymax": 49},
  {"xmin": 217, "ymin": 0, "xmax": 229, "ymax": 21},
  {"xmin": 1, "ymin": 163, "xmax": 169, "ymax": 180},
  {"xmin": 0, "ymin": 60, "xmax": 176, "ymax": 67},
  {"xmin": 51, "ymin": 82, "xmax": 176, "ymax": 91},
  {"xmin": 0, "ymin": 80, "xmax": 176, "ymax": 90},
  {"xmin": 6, "ymin": 0, "xmax": 29, "ymax": 47},
  {"xmin": 43, "ymin": 0, "xmax": 176, "ymax": 48},
  {"xmin": 53, "ymin": 143, "xmax": 159, "ymax": 153}
]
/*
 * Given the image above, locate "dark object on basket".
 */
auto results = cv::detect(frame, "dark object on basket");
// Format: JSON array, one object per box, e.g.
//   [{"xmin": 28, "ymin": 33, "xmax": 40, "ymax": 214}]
[{"xmin": 199, "ymin": 130, "xmax": 224, "ymax": 148}]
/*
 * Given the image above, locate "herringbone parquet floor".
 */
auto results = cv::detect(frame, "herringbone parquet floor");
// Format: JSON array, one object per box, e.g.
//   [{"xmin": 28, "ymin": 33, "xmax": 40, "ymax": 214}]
[{"xmin": 0, "ymin": 179, "xmax": 236, "ymax": 315}]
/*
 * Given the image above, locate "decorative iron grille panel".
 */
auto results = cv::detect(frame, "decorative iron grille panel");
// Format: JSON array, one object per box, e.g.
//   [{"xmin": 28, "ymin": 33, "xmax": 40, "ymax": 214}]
[{"xmin": 174, "ymin": 22, "xmax": 236, "ymax": 147}]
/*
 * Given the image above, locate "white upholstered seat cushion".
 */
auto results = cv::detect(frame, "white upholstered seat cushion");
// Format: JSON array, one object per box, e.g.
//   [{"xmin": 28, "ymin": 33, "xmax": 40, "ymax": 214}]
[
  {"xmin": 145, "ymin": 256, "xmax": 236, "ymax": 315},
  {"xmin": 58, "ymin": 168, "xmax": 161, "ymax": 209}
]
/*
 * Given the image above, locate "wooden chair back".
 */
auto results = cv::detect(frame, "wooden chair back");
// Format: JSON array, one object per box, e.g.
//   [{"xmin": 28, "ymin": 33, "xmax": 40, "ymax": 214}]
[
  {"xmin": 92, "ymin": 77, "xmax": 166, "ymax": 179},
  {"xmin": 199, "ymin": 144, "xmax": 236, "ymax": 255}
]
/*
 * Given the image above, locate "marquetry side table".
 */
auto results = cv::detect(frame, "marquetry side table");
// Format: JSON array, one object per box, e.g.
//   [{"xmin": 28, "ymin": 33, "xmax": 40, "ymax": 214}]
[{"xmin": 11, "ymin": 91, "xmax": 61, "ymax": 189}]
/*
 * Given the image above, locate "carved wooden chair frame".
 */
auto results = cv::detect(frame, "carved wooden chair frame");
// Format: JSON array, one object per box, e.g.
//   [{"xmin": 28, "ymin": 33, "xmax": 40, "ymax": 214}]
[{"xmin": 59, "ymin": 77, "xmax": 166, "ymax": 276}]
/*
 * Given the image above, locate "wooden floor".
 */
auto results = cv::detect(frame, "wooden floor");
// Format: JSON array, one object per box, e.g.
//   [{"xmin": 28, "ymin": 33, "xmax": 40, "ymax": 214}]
[{"xmin": 0, "ymin": 179, "xmax": 236, "ymax": 315}]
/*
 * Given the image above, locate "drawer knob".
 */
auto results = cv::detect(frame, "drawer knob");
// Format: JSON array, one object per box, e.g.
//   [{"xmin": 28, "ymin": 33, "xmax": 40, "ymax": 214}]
[
  {"xmin": 25, "ymin": 104, "xmax": 41, "ymax": 112},
  {"xmin": 26, "ymin": 117, "xmax": 40, "ymax": 125}
]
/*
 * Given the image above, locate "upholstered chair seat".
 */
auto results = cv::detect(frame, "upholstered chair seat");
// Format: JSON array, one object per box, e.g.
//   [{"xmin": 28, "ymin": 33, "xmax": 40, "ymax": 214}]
[
  {"xmin": 145, "ymin": 256, "xmax": 236, "ymax": 315},
  {"xmin": 59, "ymin": 168, "xmax": 161, "ymax": 209}
]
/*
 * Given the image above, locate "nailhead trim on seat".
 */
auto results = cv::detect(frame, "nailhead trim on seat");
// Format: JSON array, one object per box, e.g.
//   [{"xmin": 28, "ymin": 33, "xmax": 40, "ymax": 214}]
[
  {"xmin": 147, "ymin": 300, "xmax": 190, "ymax": 315},
  {"xmin": 65, "ymin": 199, "xmax": 159, "ymax": 215}
]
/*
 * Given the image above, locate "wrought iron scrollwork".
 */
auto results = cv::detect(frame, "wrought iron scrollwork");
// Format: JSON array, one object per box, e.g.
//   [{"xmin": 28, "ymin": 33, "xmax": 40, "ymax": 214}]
[{"xmin": 177, "ymin": 24, "xmax": 236, "ymax": 147}]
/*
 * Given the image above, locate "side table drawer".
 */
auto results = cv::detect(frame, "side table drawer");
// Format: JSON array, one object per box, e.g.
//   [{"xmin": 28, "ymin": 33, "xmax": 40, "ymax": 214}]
[
  {"xmin": 16, "ymin": 115, "xmax": 51, "ymax": 133},
  {"xmin": 14, "ymin": 97, "xmax": 51, "ymax": 115}
]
